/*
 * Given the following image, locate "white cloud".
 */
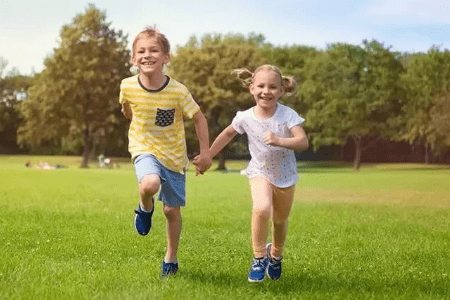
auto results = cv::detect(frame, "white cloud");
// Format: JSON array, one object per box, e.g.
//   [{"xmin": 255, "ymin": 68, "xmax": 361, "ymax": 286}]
[{"xmin": 360, "ymin": 0, "xmax": 450, "ymax": 24}]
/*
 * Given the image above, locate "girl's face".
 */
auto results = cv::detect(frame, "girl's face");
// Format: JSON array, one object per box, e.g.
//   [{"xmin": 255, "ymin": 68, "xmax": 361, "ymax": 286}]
[
  {"xmin": 250, "ymin": 70, "xmax": 284, "ymax": 110},
  {"xmin": 132, "ymin": 36, "xmax": 170, "ymax": 77}
]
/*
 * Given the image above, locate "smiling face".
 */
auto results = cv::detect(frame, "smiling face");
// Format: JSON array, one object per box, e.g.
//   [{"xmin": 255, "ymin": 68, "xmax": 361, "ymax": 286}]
[
  {"xmin": 132, "ymin": 36, "xmax": 170, "ymax": 77},
  {"xmin": 250, "ymin": 69, "xmax": 285, "ymax": 111}
]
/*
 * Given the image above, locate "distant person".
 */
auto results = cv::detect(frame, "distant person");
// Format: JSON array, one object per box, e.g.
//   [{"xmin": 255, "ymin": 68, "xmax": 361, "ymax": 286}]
[
  {"xmin": 196, "ymin": 65, "xmax": 308, "ymax": 282},
  {"xmin": 119, "ymin": 27, "xmax": 211, "ymax": 279},
  {"xmin": 25, "ymin": 161, "xmax": 65, "ymax": 170}
]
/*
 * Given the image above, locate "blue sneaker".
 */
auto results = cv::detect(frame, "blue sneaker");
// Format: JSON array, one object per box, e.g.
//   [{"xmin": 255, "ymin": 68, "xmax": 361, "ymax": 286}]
[
  {"xmin": 161, "ymin": 261, "xmax": 178, "ymax": 279},
  {"xmin": 248, "ymin": 257, "xmax": 269, "ymax": 282},
  {"xmin": 266, "ymin": 243, "xmax": 282, "ymax": 280},
  {"xmin": 134, "ymin": 203, "xmax": 154, "ymax": 236}
]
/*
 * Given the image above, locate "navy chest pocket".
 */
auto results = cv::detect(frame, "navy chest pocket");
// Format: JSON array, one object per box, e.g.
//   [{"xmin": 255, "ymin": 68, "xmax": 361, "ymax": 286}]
[{"xmin": 155, "ymin": 108, "xmax": 175, "ymax": 127}]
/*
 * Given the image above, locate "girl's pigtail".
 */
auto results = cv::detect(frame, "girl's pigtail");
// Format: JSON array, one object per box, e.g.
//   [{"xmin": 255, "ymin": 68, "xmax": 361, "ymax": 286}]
[
  {"xmin": 282, "ymin": 76, "xmax": 298, "ymax": 96},
  {"xmin": 231, "ymin": 68, "xmax": 253, "ymax": 87}
]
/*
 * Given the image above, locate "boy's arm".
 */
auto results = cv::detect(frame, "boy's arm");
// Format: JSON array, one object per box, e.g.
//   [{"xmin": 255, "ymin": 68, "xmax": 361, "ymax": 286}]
[
  {"xmin": 121, "ymin": 102, "xmax": 133, "ymax": 120},
  {"xmin": 192, "ymin": 111, "xmax": 212, "ymax": 175},
  {"xmin": 263, "ymin": 125, "xmax": 308, "ymax": 151}
]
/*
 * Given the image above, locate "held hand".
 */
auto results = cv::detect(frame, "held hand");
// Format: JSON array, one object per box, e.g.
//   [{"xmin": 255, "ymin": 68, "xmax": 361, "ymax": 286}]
[
  {"xmin": 121, "ymin": 103, "xmax": 133, "ymax": 120},
  {"xmin": 193, "ymin": 153, "xmax": 212, "ymax": 176},
  {"xmin": 263, "ymin": 131, "xmax": 280, "ymax": 146}
]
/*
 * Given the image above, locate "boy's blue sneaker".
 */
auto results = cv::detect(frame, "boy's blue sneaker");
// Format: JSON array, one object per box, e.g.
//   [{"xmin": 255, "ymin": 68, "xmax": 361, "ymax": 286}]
[
  {"xmin": 161, "ymin": 261, "xmax": 178, "ymax": 279},
  {"xmin": 266, "ymin": 243, "xmax": 282, "ymax": 280},
  {"xmin": 134, "ymin": 204, "xmax": 154, "ymax": 236},
  {"xmin": 248, "ymin": 257, "xmax": 269, "ymax": 282}
]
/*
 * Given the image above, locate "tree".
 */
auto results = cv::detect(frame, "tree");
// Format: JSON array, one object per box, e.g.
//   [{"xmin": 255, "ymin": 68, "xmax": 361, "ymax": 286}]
[
  {"xmin": 17, "ymin": 4, "xmax": 131, "ymax": 167},
  {"xmin": 170, "ymin": 33, "xmax": 267, "ymax": 169},
  {"xmin": 399, "ymin": 47, "xmax": 450, "ymax": 162},
  {"xmin": 428, "ymin": 92, "xmax": 450, "ymax": 155},
  {"xmin": 300, "ymin": 40, "xmax": 404, "ymax": 170},
  {"xmin": 0, "ymin": 58, "xmax": 32, "ymax": 153}
]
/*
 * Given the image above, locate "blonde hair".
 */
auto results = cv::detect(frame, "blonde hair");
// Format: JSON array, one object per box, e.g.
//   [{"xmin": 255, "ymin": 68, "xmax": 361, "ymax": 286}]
[
  {"xmin": 232, "ymin": 65, "xmax": 297, "ymax": 96},
  {"xmin": 131, "ymin": 26, "xmax": 170, "ymax": 63}
]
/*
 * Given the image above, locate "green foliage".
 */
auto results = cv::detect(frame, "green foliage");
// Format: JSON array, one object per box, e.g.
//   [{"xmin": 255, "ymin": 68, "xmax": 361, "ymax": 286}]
[
  {"xmin": 0, "ymin": 68, "xmax": 32, "ymax": 152},
  {"xmin": 429, "ymin": 92, "xmax": 450, "ymax": 153},
  {"xmin": 17, "ymin": 4, "xmax": 131, "ymax": 165},
  {"xmin": 170, "ymin": 33, "xmax": 267, "ymax": 163},
  {"xmin": 300, "ymin": 40, "xmax": 405, "ymax": 169},
  {"xmin": 400, "ymin": 47, "xmax": 450, "ymax": 159}
]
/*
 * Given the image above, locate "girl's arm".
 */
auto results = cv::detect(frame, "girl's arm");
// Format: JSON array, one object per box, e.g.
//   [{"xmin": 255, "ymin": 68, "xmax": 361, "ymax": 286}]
[
  {"xmin": 264, "ymin": 125, "xmax": 308, "ymax": 151},
  {"xmin": 192, "ymin": 111, "xmax": 212, "ymax": 174},
  {"xmin": 210, "ymin": 125, "xmax": 238, "ymax": 158}
]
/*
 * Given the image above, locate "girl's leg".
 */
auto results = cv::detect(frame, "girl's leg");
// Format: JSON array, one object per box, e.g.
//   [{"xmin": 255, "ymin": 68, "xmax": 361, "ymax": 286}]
[
  {"xmin": 270, "ymin": 185, "xmax": 295, "ymax": 258},
  {"xmin": 163, "ymin": 204, "xmax": 182, "ymax": 262},
  {"xmin": 139, "ymin": 174, "xmax": 160, "ymax": 211},
  {"xmin": 249, "ymin": 177, "xmax": 273, "ymax": 258}
]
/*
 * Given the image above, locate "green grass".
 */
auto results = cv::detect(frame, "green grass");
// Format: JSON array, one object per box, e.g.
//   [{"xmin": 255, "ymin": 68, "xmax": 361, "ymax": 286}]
[{"xmin": 1, "ymin": 155, "xmax": 449, "ymax": 299}]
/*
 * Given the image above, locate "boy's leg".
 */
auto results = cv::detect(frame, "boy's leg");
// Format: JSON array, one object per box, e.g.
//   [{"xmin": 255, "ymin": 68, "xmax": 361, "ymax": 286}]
[
  {"xmin": 139, "ymin": 174, "xmax": 160, "ymax": 211},
  {"xmin": 163, "ymin": 204, "xmax": 182, "ymax": 263},
  {"xmin": 270, "ymin": 185, "xmax": 295, "ymax": 258},
  {"xmin": 249, "ymin": 177, "xmax": 273, "ymax": 258},
  {"xmin": 133, "ymin": 155, "xmax": 163, "ymax": 236}
]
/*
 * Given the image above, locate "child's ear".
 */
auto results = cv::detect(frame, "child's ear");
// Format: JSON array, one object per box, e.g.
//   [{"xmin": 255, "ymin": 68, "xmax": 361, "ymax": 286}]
[
  {"xmin": 130, "ymin": 54, "xmax": 137, "ymax": 66},
  {"xmin": 164, "ymin": 53, "xmax": 171, "ymax": 65}
]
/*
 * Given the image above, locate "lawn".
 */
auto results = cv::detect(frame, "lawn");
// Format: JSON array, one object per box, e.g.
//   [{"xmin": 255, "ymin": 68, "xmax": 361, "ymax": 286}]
[{"xmin": 0, "ymin": 155, "xmax": 449, "ymax": 299}]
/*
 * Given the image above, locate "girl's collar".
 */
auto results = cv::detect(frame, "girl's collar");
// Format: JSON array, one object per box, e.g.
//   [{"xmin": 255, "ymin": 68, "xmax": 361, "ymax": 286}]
[{"xmin": 253, "ymin": 103, "xmax": 279, "ymax": 121}]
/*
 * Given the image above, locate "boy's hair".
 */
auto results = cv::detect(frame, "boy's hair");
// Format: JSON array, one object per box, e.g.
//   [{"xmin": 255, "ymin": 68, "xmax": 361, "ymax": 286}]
[
  {"xmin": 232, "ymin": 64, "xmax": 298, "ymax": 96},
  {"xmin": 131, "ymin": 26, "xmax": 170, "ymax": 61}
]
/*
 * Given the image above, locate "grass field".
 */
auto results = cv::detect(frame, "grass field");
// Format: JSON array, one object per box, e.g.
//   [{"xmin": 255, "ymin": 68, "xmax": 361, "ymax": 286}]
[{"xmin": 1, "ymin": 155, "xmax": 449, "ymax": 299}]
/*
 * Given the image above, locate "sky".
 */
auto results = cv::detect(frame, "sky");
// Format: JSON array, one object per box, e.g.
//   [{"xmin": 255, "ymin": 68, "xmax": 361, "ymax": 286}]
[{"xmin": 1, "ymin": 0, "xmax": 450, "ymax": 75}]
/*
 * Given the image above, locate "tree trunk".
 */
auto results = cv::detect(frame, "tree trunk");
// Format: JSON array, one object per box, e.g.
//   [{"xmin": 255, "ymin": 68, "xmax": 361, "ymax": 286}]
[
  {"xmin": 217, "ymin": 151, "xmax": 227, "ymax": 170},
  {"xmin": 81, "ymin": 128, "xmax": 92, "ymax": 168},
  {"xmin": 424, "ymin": 145, "xmax": 429, "ymax": 164},
  {"xmin": 353, "ymin": 136, "xmax": 362, "ymax": 171}
]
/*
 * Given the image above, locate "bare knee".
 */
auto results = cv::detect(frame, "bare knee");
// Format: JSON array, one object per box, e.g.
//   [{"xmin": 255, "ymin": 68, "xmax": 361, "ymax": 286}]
[
  {"xmin": 163, "ymin": 205, "xmax": 181, "ymax": 219},
  {"xmin": 253, "ymin": 204, "xmax": 271, "ymax": 220},
  {"xmin": 139, "ymin": 175, "xmax": 160, "ymax": 197}
]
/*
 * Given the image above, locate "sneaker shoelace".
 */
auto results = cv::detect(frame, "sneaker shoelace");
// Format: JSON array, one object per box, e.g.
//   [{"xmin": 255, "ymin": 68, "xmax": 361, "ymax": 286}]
[{"xmin": 252, "ymin": 258, "xmax": 267, "ymax": 271}]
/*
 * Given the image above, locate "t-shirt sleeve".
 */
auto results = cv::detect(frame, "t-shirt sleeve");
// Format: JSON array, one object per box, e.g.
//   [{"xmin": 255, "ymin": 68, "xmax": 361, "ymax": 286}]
[
  {"xmin": 287, "ymin": 108, "xmax": 305, "ymax": 129},
  {"xmin": 182, "ymin": 89, "xmax": 200, "ymax": 119},
  {"xmin": 119, "ymin": 80, "xmax": 127, "ymax": 104},
  {"xmin": 231, "ymin": 111, "xmax": 246, "ymax": 134}
]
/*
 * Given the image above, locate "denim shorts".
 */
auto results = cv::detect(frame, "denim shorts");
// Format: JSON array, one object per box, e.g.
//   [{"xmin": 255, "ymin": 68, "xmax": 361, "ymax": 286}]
[{"xmin": 133, "ymin": 154, "xmax": 186, "ymax": 207}]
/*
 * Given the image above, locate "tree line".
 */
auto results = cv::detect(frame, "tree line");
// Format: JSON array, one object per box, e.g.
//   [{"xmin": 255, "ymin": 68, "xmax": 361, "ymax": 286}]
[{"xmin": 1, "ymin": 5, "xmax": 449, "ymax": 169}]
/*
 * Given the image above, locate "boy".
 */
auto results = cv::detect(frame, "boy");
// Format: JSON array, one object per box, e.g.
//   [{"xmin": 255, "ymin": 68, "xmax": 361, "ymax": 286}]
[{"xmin": 120, "ymin": 27, "xmax": 211, "ymax": 279}]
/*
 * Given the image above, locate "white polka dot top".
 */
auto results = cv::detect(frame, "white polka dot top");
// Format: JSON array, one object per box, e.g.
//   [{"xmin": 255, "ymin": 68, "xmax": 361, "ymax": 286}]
[{"xmin": 231, "ymin": 103, "xmax": 305, "ymax": 188}]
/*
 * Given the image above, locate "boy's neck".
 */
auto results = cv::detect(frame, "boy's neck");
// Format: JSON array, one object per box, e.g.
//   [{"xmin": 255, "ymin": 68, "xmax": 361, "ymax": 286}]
[{"xmin": 139, "ymin": 73, "xmax": 167, "ymax": 90}]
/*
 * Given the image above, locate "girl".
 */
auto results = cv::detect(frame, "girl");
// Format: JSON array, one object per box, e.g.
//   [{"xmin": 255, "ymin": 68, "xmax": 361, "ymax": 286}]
[{"xmin": 197, "ymin": 65, "xmax": 308, "ymax": 282}]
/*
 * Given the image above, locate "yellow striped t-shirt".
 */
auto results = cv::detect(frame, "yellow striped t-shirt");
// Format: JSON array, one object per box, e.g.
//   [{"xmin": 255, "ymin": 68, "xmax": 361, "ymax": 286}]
[{"xmin": 119, "ymin": 75, "xmax": 200, "ymax": 173}]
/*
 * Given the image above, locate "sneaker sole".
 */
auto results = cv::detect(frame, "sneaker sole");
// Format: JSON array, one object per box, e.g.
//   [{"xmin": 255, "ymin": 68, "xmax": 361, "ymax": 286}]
[{"xmin": 248, "ymin": 276, "xmax": 265, "ymax": 283}]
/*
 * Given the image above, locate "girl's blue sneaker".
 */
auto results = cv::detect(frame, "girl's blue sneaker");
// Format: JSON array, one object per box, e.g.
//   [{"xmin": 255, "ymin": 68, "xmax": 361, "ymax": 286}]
[
  {"xmin": 266, "ymin": 243, "xmax": 282, "ymax": 280},
  {"xmin": 161, "ymin": 261, "xmax": 178, "ymax": 279},
  {"xmin": 134, "ymin": 204, "xmax": 154, "ymax": 235},
  {"xmin": 248, "ymin": 257, "xmax": 269, "ymax": 282}
]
